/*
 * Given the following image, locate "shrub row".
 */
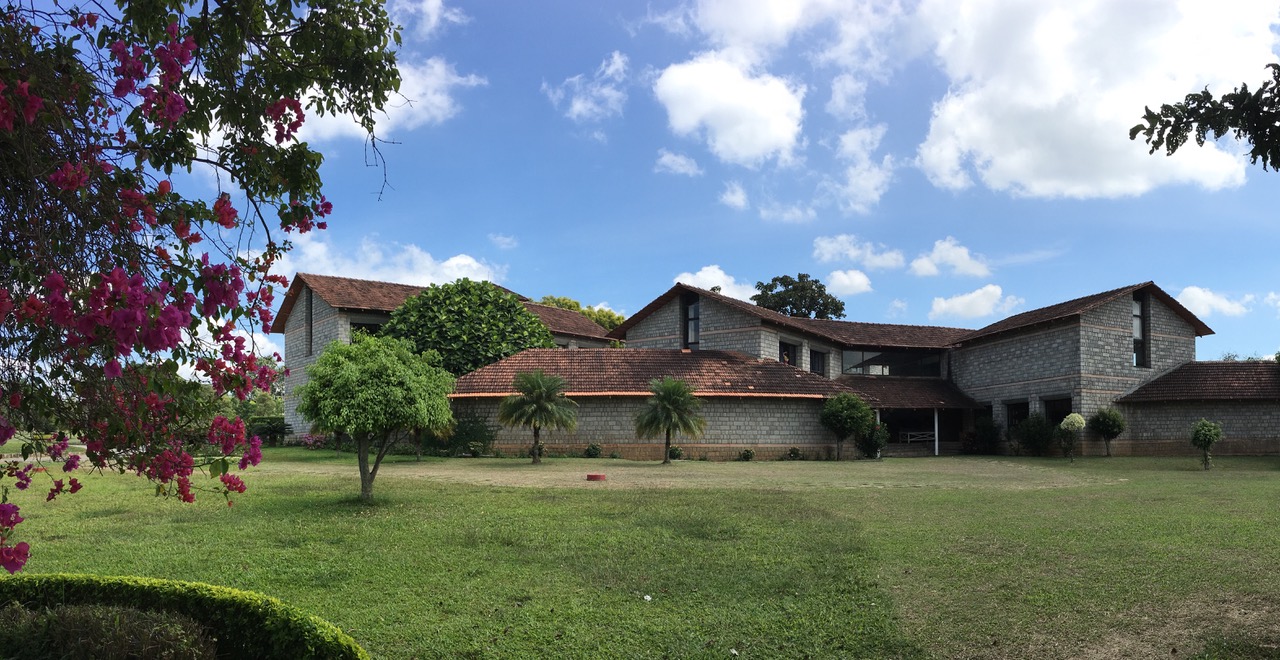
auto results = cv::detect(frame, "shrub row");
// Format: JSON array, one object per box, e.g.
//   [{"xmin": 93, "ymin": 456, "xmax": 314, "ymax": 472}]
[{"xmin": 0, "ymin": 574, "xmax": 368, "ymax": 660}]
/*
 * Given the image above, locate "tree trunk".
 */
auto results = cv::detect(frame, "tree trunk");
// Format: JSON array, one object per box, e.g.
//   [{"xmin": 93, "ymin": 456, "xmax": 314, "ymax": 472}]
[
  {"xmin": 836, "ymin": 438, "xmax": 843, "ymax": 461},
  {"xmin": 1104, "ymin": 439, "xmax": 1112, "ymax": 457},
  {"xmin": 530, "ymin": 426, "xmax": 542, "ymax": 465},
  {"xmin": 662, "ymin": 429, "xmax": 671, "ymax": 465},
  {"xmin": 357, "ymin": 436, "xmax": 374, "ymax": 502}
]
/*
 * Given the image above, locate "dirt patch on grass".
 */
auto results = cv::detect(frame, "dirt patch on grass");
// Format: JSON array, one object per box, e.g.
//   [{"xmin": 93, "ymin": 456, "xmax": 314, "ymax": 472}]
[{"xmin": 1072, "ymin": 593, "xmax": 1280, "ymax": 660}]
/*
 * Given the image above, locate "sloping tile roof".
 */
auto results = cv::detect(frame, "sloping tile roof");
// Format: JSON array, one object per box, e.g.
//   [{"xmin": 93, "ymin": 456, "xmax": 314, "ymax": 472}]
[
  {"xmin": 269, "ymin": 273, "xmax": 606, "ymax": 339},
  {"xmin": 524, "ymin": 303, "xmax": 611, "ymax": 341},
  {"xmin": 836, "ymin": 376, "xmax": 983, "ymax": 409},
  {"xmin": 959, "ymin": 282, "xmax": 1213, "ymax": 344},
  {"xmin": 801, "ymin": 319, "xmax": 971, "ymax": 349},
  {"xmin": 1118, "ymin": 362, "xmax": 1280, "ymax": 403},
  {"xmin": 452, "ymin": 348, "xmax": 854, "ymax": 399},
  {"xmin": 607, "ymin": 282, "xmax": 971, "ymax": 349}
]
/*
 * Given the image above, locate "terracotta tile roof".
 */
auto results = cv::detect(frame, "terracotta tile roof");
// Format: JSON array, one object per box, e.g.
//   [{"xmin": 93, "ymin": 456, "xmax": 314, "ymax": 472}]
[
  {"xmin": 1119, "ymin": 362, "xmax": 1280, "ymax": 403},
  {"xmin": 269, "ymin": 273, "xmax": 603, "ymax": 339},
  {"xmin": 959, "ymin": 282, "xmax": 1213, "ymax": 344},
  {"xmin": 524, "ymin": 303, "xmax": 610, "ymax": 341},
  {"xmin": 607, "ymin": 282, "xmax": 971, "ymax": 349},
  {"xmin": 835, "ymin": 376, "xmax": 982, "ymax": 409},
  {"xmin": 451, "ymin": 348, "xmax": 854, "ymax": 399},
  {"xmin": 800, "ymin": 318, "xmax": 971, "ymax": 349}
]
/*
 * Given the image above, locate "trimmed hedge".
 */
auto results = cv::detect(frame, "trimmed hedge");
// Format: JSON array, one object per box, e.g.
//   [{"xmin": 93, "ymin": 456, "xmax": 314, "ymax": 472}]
[{"xmin": 0, "ymin": 574, "xmax": 368, "ymax": 660}]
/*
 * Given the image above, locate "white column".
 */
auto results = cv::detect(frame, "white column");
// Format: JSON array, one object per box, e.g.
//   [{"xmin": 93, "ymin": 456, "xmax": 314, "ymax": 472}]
[{"xmin": 933, "ymin": 408, "xmax": 940, "ymax": 456}]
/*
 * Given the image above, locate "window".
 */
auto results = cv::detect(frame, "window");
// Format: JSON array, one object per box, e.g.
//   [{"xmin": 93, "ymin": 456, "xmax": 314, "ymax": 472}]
[
  {"xmin": 779, "ymin": 341, "xmax": 799, "ymax": 366},
  {"xmin": 1043, "ymin": 398, "xmax": 1073, "ymax": 426},
  {"xmin": 351, "ymin": 322, "xmax": 382, "ymax": 336},
  {"xmin": 305, "ymin": 289, "xmax": 314, "ymax": 356},
  {"xmin": 1132, "ymin": 293, "xmax": 1149, "ymax": 367},
  {"xmin": 809, "ymin": 350, "xmax": 827, "ymax": 377},
  {"xmin": 841, "ymin": 349, "xmax": 941, "ymax": 377},
  {"xmin": 681, "ymin": 294, "xmax": 700, "ymax": 350},
  {"xmin": 1006, "ymin": 401, "xmax": 1029, "ymax": 428}
]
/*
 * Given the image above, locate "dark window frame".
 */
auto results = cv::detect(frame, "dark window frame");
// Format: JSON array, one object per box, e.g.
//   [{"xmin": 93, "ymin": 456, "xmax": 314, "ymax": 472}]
[
  {"xmin": 1133, "ymin": 293, "xmax": 1150, "ymax": 368},
  {"xmin": 681, "ymin": 294, "xmax": 700, "ymax": 350},
  {"xmin": 305, "ymin": 289, "xmax": 314, "ymax": 356},
  {"xmin": 809, "ymin": 349, "xmax": 828, "ymax": 377}
]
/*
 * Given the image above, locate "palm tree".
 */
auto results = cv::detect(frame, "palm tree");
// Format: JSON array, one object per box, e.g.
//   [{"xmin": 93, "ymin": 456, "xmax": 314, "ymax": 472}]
[
  {"xmin": 635, "ymin": 377, "xmax": 707, "ymax": 464},
  {"xmin": 497, "ymin": 370, "xmax": 577, "ymax": 464}
]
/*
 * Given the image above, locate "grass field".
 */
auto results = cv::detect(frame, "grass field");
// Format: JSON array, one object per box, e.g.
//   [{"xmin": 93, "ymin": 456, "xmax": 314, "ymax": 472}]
[{"xmin": 7, "ymin": 448, "xmax": 1280, "ymax": 659}]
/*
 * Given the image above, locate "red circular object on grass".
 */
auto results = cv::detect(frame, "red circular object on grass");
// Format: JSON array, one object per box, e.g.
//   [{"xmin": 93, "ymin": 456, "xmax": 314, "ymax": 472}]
[{"xmin": 586, "ymin": 473, "xmax": 607, "ymax": 481}]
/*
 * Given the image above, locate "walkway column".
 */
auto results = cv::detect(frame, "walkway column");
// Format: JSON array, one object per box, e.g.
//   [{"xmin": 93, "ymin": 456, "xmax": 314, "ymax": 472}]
[{"xmin": 933, "ymin": 408, "xmax": 940, "ymax": 456}]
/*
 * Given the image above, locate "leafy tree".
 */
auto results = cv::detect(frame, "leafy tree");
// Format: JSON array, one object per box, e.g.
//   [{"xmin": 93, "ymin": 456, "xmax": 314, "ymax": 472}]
[
  {"xmin": 1087, "ymin": 408, "xmax": 1126, "ymax": 457},
  {"xmin": 297, "ymin": 335, "xmax": 453, "ymax": 501},
  {"xmin": 634, "ymin": 377, "xmax": 707, "ymax": 465},
  {"xmin": 1058, "ymin": 413, "xmax": 1085, "ymax": 463},
  {"xmin": 537, "ymin": 295, "xmax": 626, "ymax": 332},
  {"xmin": 1132, "ymin": 63, "xmax": 1280, "ymax": 171},
  {"xmin": 752, "ymin": 273, "xmax": 846, "ymax": 319},
  {"xmin": 0, "ymin": 0, "xmax": 399, "ymax": 571},
  {"xmin": 1010, "ymin": 414, "xmax": 1055, "ymax": 456},
  {"xmin": 1190, "ymin": 419, "xmax": 1224, "ymax": 471},
  {"xmin": 819, "ymin": 393, "xmax": 875, "ymax": 459},
  {"xmin": 497, "ymin": 370, "xmax": 577, "ymax": 464},
  {"xmin": 384, "ymin": 279, "xmax": 555, "ymax": 376}
]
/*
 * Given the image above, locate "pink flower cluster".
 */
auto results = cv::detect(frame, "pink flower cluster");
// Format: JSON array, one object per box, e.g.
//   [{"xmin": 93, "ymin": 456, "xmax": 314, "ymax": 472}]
[
  {"xmin": 266, "ymin": 97, "xmax": 304, "ymax": 144},
  {"xmin": 111, "ymin": 22, "xmax": 197, "ymax": 126},
  {"xmin": 0, "ymin": 79, "xmax": 44, "ymax": 131}
]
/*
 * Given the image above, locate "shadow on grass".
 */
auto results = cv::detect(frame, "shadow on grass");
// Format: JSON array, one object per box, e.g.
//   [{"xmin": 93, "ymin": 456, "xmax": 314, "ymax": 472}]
[{"xmin": 1193, "ymin": 632, "xmax": 1280, "ymax": 659}]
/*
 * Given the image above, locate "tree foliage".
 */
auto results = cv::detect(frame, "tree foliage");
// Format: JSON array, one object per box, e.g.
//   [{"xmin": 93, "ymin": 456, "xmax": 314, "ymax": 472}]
[
  {"xmin": 496, "ymin": 370, "xmax": 577, "ymax": 465},
  {"xmin": 0, "ymin": 0, "xmax": 400, "ymax": 571},
  {"xmin": 536, "ymin": 295, "xmax": 626, "ymax": 332},
  {"xmin": 1132, "ymin": 63, "xmax": 1280, "ymax": 171},
  {"xmin": 819, "ymin": 393, "xmax": 875, "ymax": 459},
  {"xmin": 1087, "ymin": 408, "xmax": 1126, "ymax": 457},
  {"xmin": 751, "ymin": 273, "xmax": 846, "ymax": 319},
  {"xmin": 384, "ymin": 280, "xmax": 555, "ymax": 376},
  {"xmin": 1190, "ymin": 418, "xmax": 1224, "ymax": 471},
  {"xmin": 297, "ymin": 334, "xmax": 453, "ymax": 501},
  {"xmin": 634, "ymin": 377, "xmax": 706, "ymax": 465}
]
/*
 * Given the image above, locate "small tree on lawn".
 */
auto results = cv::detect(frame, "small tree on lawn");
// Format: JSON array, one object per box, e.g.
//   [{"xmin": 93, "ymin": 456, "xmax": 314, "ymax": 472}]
[
  {"xmin": 635, "ymin": 377, "xmax": 706, "ymax": 465},
  {"xmin": 497, "ymin": 370, "xmax": 577, "ymax": 464},
  {"xmin": 1190, "ymin": 419, "xmax": 1223, "ymax": 471},
  {"xmin": 820, "ymin": 393, "xmax": 876, "ymax": 460},
  {"xmin": 297, "ymin": 335, "xmax": 454, "ymax": 502},
  {"xmin": 1058, "ymin": 413, "xmax": 1086, "ymax": 463},
  {"xmin": 1087, "ymin": 408, "xmax": 1126, "ymax": 457}
]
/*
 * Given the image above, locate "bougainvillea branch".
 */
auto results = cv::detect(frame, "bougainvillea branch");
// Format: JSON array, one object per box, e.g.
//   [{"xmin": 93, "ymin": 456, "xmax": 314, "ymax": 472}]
[{"xmin": 0, "ymin": 0, "xmax": 401, "ymax": 572}]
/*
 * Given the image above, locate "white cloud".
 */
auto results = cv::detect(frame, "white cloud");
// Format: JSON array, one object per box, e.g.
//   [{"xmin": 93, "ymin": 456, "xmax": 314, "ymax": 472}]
[
  {"xmin": 914, "ymin": 0, "xmax": 1275, "ymax": 198},
  {"xmin": 654, "ymin": 149, "xmax": 704, "ymax": 176},
  {"xmin": 673, "ymin": 265, "xmax": 756, "ymax": 300},
  {"xmin": 910, "ymin": 236, "xmax": 990, "ymax": 277},
  {"xmin": 389, "ymin": 0, "xmax": 468, "ymax": 41},
  {"xmin": 929, "ymin": 284, "xmax": 1022, "ymax": 320},
  {"xmin": 827, "ymin": 269, "xmax": 873, "ymax": 296},
  {"xmin": 300, "ymin": 57, "xmax": 485, "ymax": 141},
  {"xmin": 653, "ymin": 51, "xmax": 805, "ymax": 167},
  {"xmin": 1266, "ymin": 292, "xmax": 1280, "ymax": 315},
  {"xmin": 273, "ymin": 232, "xmax": 504, "ymax": 287},
  {"xmin": 543, "ymin": 51, "xmax": 629, "ymax": 123},
  {"xmin": 720, "ymin": 181, "xmax": 749, "ymax": 209},
  {"xmin": 828, "ymin": 124, "xmax": 894, "ymax": 213},
  {"xmin": 758, "ymin": 203, "xmax": 816, "ymax": 223},
  {"xmin": 826, "ymin": 73, "xmax": 869, "ymax": 121},
  {"xmin": 886, "ymin": 299, "xmax": 908, "ymax": 318},
  {"xmin": 812, "ymin": 234, "xmax": 904, "ymax": 270},
  {"xmin": 1177, "ymin": 286, "xmax": 1254, "ymax": 317},
  {"xmin": 488, "ymin": 233, "xmax": 518, "ymax": 250}
]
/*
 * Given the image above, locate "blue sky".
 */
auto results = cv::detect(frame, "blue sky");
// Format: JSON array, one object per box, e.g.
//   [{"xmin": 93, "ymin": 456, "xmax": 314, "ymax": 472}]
[{"xmin": 242, "ymin": 0, "xmax": 1280, "ymax": 360}]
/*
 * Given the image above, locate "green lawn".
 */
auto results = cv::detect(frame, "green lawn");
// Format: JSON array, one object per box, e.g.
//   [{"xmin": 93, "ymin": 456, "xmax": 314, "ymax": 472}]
[{"xmin": 8, "ymin": 449, "xmax": 1280, "ymax": 659}]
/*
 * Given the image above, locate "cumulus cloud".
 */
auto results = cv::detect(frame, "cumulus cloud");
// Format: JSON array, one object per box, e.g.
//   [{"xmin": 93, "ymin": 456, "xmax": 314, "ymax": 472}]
[
  {"xmin": 758, "ymin": 203, "xmax": 816, "ymax": 223},
  {"xmin": 827, "ymin": 124, "xmax": 894, "ymax": 213},
  {"xmin": 910, "ymin": 237, "xmax": 990, "ymax": 277},
  {"xmin": 827, "ymin": 269, "xmax": 873, "ymax": 296},
  {"xmin": 914, "ymin": 0, "xmax": 1274, "ymax": 198},
  {"xmin": 812, "ymin": 234, "xmax": 904, "ymax": 270},
  {"xmin": 929, "ymin": 284, "xmax": 1022, "ymax": 320},
  {"xmin": 488, "ymin": 233, "xmax": 518, "ymax": 250},
  {"xmin": 720, "ymin": 181, "xmax": 749, "ymax": 209},
  {"xmin": 1267, "ymin": 292, "xmax": 1280, "ymax": 315},
  {"xmin": 653, "ymin": 51, "xmax": 805, "ymax": 167},
  {"xmin": 301, "ymin": 57, "xmax": 486, "ymax": 141},
  {"xmin": 886, "ymin": 299, "xmax": 909, "ymax": 318},
  {"xmin": 389, "ymin": 0, "xmax": 468, "ymax": 40},
  {"xmin": 1177, "ymin": 286, "xmax": 1254, "ymax": 317},
  {"xmin": 543, "ymin": 51, "xmax": 630, "ymax": 123},
  {"xmin": 654, "ymin": 149, "xmax": 704, "ymax": 176},
  {"xmin": 673, "ymin": 265, "xmax": 757, "ymax": 300},
  {"xmin": 273, "ymin": 232, "xmax": 504, "ymax": 287}
]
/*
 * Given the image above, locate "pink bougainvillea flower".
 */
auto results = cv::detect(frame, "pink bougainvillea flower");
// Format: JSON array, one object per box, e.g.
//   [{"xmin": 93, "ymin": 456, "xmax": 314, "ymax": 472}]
[{"xmin": 0, "ymin": 541, "xmax": 30, "ymax": 574}]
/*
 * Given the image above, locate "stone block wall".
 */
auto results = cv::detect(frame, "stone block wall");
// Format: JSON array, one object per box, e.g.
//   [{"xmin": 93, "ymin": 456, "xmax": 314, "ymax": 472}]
[
  {"xmin": 282, "ymin": 287, "xmax": 343, "ymax": 435},
  {"xmin": 624, "ymin": 298, "xmax": 681, "ymax": 348},
  {"xmin": 951, "ymin": 322, "xmax": 1081, "ymax": 427},
  {"xmin": 453, "ymin": 395, "xmax": 837, "ymax": 461},
  {"xmin": 1075, "ymin": 296, "xmax": 1196, "ymax": 420},
  {"xmin": 1108, "ymin": 401, "xmax": 1280, "ymax": 456}
]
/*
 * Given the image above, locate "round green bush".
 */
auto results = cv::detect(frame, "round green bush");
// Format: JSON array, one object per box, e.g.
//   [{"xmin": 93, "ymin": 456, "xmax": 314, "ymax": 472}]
[
  {"xmin": 739, "ymin": 448, "xmax": 755, "ymax": 461},
  {"xmin": 0, "ymin": 574, "xmax": 368, "ymax": 660}
]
